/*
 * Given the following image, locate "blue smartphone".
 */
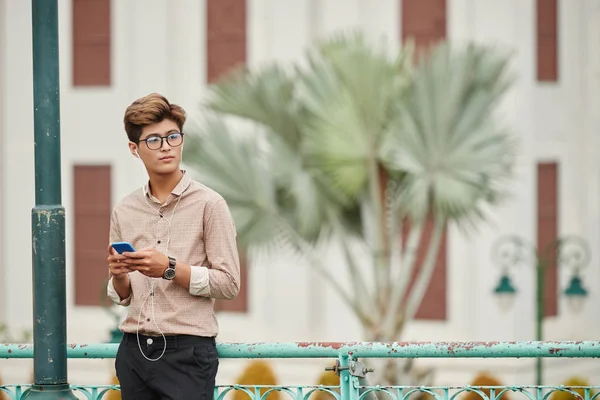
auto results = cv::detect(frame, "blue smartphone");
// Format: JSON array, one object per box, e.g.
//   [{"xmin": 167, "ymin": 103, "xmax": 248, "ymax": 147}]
[{"xmin": 111, "ymin": 242, "xmax": 136, "ymax": 254}]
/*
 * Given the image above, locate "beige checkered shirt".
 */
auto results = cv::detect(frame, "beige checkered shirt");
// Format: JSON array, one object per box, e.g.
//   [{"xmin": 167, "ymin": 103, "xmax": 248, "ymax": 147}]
[{"xmin": 106, "ymin": 170, "xmax": 240, "ymax": 337}]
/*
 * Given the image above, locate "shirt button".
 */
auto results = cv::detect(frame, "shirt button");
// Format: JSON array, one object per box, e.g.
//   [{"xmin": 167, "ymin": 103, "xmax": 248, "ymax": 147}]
[
  {"xmin": 147, "ymin": 338, "xmax": 153, "ymax": 345},
  {"xmin": 160, "ymin": 215, "xmax": 163, "ymax": 218},
  {"xmin": 157, "ymin": 240, "xmax": 161, "ymax": 244},
  {"xmin": 147, "ymin": 318, "xmax": 151, "ymax": 322}
]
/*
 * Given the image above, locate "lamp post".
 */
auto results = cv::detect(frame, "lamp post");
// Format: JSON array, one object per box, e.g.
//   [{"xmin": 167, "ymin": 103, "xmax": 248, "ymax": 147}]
[
  {"xmin": 491, "ymin": 234, "xmax": 590, "ymax": 387},
  {"xmin": 23, "ymin": 1, "xmax": 77, "ymax": 398}
]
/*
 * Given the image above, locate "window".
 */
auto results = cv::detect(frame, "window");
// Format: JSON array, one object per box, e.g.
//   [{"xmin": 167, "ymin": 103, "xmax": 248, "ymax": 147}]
[
  {"xmin": 205, "ymin": 0, "xmax": 249, "ymax": 312},
  {"xmin": 206, "ymin": 0, "xmax": 246, "ymax": 83},
  {"xmin": 400, "ymin": 0, "xmax": 448, "ymax": 320},
  {"xmin": 536, "ymin": 0, "xmax": 558, "ymax": 82},
  {"xmin": 402, "ymin": 216, "xmax": 448, "ymax": 320},
  {"xmin": 401, "ymin": 0, "xmax": 446, "ymax": 53},
  {"xmin": 537, "ymin": 162, "xmax": 558, "ymax": 317},
  {"xmin": 73, "ymin": 165, "xmax": 111, "ymax": 306},
  {"xmin": 72, "ymin": 0, "xmax": 111, "ymax": 86}
]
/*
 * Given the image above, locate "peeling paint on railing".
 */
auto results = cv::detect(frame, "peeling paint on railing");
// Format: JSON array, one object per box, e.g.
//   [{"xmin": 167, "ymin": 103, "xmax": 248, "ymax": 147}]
[
  {"xmin": 2, "ymin": 341, "xmax": 600, "ymax": 400},
  {"xmin": 2, "ymin": 341, "xmax": 600, "ymax": 359}
]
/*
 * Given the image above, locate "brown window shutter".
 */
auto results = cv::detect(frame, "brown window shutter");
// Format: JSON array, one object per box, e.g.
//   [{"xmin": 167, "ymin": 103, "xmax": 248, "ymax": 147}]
[
  {"xmin": 74, "ymin": 165, "xmax": 111, "ymax": 306},
  {"xmin": 402, "ymin": 216, "xmax": 448, "ymax": 320},
  {"xmin": 401, "ymin": 0, "xmax": 447, "ymax": 53},
  {"xmin": 214, "ymin": 251, "xmax": 248, "ymax": 312},
  {"xmin": 537, "ymin": 162, "xmax": 558, "ymax": 317},
  {"xmin": 206, "ymin": 0, "xmax": 249, "ymax": 313},
  {"xmin": 206, "ymin": 0, "xmax": 247, "ymax": 83},
  {"xmin": 399, "ymin": 0, "xmax": 448, "ymax": 321},
  {"xmin": 72, "ymin": 0, "xmax": 111, "ymax": 86},
  {"xmin": 537, "ymin": 0, "xmax": 558, "ymax": 82}
]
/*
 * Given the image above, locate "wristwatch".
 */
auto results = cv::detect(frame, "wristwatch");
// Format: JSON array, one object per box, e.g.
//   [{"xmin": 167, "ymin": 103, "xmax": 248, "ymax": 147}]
[{"xmin": 163, "ymin": 256, "xmax": 176, "ymax": 280}]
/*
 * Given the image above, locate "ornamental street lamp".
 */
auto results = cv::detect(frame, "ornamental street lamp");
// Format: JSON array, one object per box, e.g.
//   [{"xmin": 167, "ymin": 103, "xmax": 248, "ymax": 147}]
[
  {"xmin": 493, "ymin": 274, "xmax": 517, "ymax": 312},
  {"xmin": 491, "ymin": 234, "xmax": 590, "ymax": 387}
]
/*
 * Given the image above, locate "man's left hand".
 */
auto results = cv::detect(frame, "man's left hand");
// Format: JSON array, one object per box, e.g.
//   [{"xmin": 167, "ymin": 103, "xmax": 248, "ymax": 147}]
[{"xmin": 122, "ymin": 248, "xmax": 169, "ymax": 278}]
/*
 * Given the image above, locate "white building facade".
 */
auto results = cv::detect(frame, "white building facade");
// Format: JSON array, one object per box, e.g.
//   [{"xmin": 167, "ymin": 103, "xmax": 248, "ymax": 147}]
[{"xmin": 1, "ymin": 0, "xmax": 600, "ymax": 389}]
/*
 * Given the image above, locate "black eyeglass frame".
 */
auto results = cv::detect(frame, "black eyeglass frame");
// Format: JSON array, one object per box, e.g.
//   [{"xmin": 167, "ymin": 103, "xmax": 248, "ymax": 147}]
[{"xmin": 137, "ymin": 132, "xmax": 185, "ymax": 150}]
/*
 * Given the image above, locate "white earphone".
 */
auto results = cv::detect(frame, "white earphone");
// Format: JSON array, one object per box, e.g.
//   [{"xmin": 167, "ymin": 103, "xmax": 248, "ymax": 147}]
[
  {"xmin": 135, "ymin": 183, "xmax": 185, "ymax": 362},
  {"xmin": 133, "ymin": 140, "xmax": 183, "ymax": 161}
]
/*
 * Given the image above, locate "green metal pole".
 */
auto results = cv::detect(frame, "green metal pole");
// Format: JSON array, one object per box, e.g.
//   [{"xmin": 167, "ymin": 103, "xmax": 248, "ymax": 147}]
[
  {"xmin": 338, "ymin": 355, "xmax": 351, "ymax": 400},
  {"xmin": 536, "ymin": 260, "xmax": 545, "ymax": 387},
  {"xmin": 22, "ymin": 1, "xmax": 76, "ymax": 399}
]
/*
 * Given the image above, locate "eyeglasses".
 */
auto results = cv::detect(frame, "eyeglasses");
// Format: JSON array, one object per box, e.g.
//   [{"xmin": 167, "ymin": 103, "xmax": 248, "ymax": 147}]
[{"xmin": 138, "ymin": 132, "xmax": 184, "ymax": 150}]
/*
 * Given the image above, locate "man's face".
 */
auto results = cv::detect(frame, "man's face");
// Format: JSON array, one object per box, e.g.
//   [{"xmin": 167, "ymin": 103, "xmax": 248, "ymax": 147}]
[{"xmin": 129, "ymin": 119, "xmax": 183, "ymax": 175}]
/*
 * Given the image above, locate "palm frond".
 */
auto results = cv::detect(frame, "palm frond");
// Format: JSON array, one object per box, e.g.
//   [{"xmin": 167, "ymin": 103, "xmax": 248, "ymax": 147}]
[
  {"xmin": 381, "ymin": 42, "xmax": 517, "ymax": 224},
  {"xmin": 298, "ymin": 33, "xmax": 412, "ymax": 199},
  {"xmin": 183, "ymin": 116, "xmax": 280, "ymax": 250},
  {"xmin": 206, "ymin": 65, "xmax": 302, "ymax": 149}
]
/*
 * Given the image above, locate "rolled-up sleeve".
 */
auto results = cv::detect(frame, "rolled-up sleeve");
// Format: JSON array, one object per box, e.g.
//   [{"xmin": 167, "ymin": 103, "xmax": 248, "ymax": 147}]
[
  {"xmin": 203, "ymin": 198, "xmax": 240, "ymax": 299},
  {"xmin": 189, "ymin": 265, "xmax": 210, "ymax": 296},
  {"xmin": 106, "ymin": 209, "xmax": 131, "ymax": 306},
  {"xmin": 107, "ymin": 277, "xmax": 132, "ymax": 306}
]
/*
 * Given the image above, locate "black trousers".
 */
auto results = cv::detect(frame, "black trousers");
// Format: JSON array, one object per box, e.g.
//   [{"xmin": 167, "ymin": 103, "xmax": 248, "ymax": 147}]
[{"xmin": 115, "ymin": 332, "xmax": 219, "ymax": 400}]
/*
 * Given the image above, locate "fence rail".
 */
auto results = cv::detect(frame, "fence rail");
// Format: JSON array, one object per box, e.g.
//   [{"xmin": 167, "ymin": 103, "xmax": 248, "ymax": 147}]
[
  {"xmin": 1, "ymin": 341, "xmax": 599, "ymax": 400},
  {"xmin": 2, "ymin": 340, "xmax": 600, "ymax": 359}
]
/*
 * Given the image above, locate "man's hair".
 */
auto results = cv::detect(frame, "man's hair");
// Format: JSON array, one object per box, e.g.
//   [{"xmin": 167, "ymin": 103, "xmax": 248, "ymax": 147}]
[{"xmin": 123, "ymin": 93, "xmax": 187, "ymax": 142}]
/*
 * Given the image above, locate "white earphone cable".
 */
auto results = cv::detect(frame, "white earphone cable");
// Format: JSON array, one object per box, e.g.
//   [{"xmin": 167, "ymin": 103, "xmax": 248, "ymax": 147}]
[{"xmin": 135, "ymin": 185, "xmax": 184, "ymax": 362}]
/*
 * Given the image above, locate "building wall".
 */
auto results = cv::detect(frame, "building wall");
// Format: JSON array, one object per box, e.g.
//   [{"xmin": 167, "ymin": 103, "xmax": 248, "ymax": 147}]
[
  {"xmin": 1, "ymin": 0, "xmax": 600, "ymax": 387},
  {"xmin": 2, "ymin": 0, "xmax": 35, "ymax": 337},
  {"xmin": 0, "ymin": 0, "xmax": 6, "ymax": 325}
]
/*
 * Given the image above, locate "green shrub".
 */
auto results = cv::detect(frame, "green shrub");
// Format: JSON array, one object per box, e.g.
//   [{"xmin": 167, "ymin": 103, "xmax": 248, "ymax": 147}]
[
  {"xmin": 0, "ymin": 375, "xmax": 7, "ymax": 400},
  {"xmin": 551, "ymin": 377, "xmax": 595, "ymax": 400},
  {"xmin": 310, "ymin": 368, "xmax": 340, "ymax": 400},
  {"xmin": 463, "ymin": 372, "xmax": 510, "ymax": 400},
  {"xmin": 104, "ymin": 374, "xmax": 121, "ymax": 400},
  {"xmin": 233, "ymin": 360, "xmax": 279, "ymax": 400}
]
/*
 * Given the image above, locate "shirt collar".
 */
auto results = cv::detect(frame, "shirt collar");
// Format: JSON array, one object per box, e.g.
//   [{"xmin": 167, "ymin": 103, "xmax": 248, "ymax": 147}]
[{"xmin": 143, "ymin": 170, "xmax": 192, "ymax": 202}]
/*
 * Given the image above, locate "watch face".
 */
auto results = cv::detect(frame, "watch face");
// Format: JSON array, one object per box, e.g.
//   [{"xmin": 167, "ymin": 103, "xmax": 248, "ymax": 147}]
[{"xmin": 164, "ymin": 268, "xmax": 176, "ymax": 280}]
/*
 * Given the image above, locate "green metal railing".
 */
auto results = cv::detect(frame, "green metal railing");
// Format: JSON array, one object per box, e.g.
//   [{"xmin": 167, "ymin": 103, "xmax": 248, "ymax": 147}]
[{"xmin": 2, "ymin": 341, "xmax": 600, "ymax": 399}]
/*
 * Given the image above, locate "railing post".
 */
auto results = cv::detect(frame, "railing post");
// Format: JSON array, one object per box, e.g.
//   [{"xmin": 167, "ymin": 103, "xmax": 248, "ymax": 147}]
[
  {"xmin": 339, "ymin": 355, "xmax": 352, "ymax": 400},
  {"xmin": 338, "ymin": 354, "xmax": 363, "ymax": 400},
  {"xmin": 535, "ymin": 260, "xmax": 545, "ymax": 387},
  {"xmin": 22, "ymin": 1, "xmax": 77, "ymax": 399}
]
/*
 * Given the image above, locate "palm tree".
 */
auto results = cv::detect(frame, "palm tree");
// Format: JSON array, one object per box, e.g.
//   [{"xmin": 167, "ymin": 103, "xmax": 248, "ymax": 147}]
[{"xmin": 183, "ymin": 32, "xmax": 517, "ymax": 384}]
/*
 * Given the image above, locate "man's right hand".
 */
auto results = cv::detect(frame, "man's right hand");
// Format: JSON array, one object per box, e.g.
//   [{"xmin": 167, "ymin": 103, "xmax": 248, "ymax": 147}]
[{"xmin": 107, "ymin": 244, "xmax": 133, "ymax": 279}]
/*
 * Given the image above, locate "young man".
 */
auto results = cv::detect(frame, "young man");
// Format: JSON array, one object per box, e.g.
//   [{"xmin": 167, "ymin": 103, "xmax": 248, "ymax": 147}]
[{"xmin": 106, "ymin": 93, "xmax": 240, "ymax": 400}]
